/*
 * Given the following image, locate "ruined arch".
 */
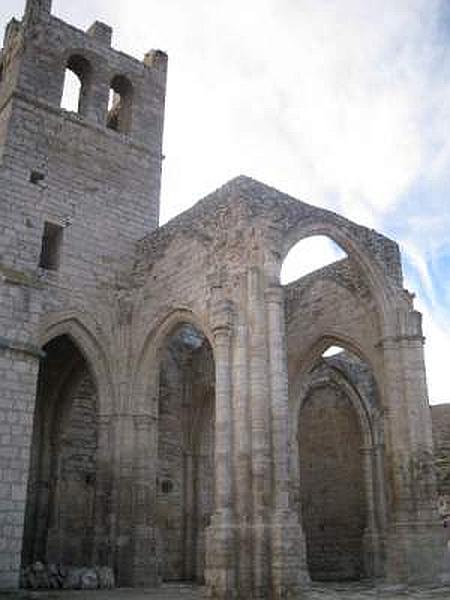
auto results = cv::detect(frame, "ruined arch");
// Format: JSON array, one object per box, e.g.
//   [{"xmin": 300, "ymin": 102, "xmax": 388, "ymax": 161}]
[
  {"xmin": 289, "ymin": 338, "xmax": 386, "ymax": 581},
  {"xmin": 276, "ymin": 219, "xmax": 399, "ymax": 330},
  {"xmin": 133, "ymin": 308, "xmax": 214, "ymax": 407},
  {"xmin": 280, "ymin": 235, "xmax": 346, "ymax": 285},
  {"xmin": 21, "ymin": 334, "xmax": 100, "ymax": 572},
  {"xmin": 38, "ymin": 312, "xmax": 115, "ymax": 414},
  {"xmin": 132, "ymin": 309, "xmax": 216, "ymax": 583}
]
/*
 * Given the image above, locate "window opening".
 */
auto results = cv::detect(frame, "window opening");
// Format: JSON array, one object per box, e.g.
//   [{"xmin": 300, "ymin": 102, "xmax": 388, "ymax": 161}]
[
  {"xmin": 281, "ymin": 235, "xmax": 346, "ymax": 285},
  {"xmin": 322, "ymin": 346, "xmax": 344, "ymax": 358},
  {"xmin": 61, "ymin": 55, "xmax": 92, "ymax": 115},
  {"xmin": 106, "ymin": 75, "xmax": 133, "ymax": 133},
  {"xmin": 39, "ymin": 222, "xmax": 63, "ymax": 271},
  {"xmin": 30, "ymin": 170, "xmax": 45, "ymax": 184}
]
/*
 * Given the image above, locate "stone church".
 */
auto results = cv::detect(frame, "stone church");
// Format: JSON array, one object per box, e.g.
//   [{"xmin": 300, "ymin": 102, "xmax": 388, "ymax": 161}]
[{"xmin": 0, "ymin": 0, "xmax": 448, "ymax": 597}]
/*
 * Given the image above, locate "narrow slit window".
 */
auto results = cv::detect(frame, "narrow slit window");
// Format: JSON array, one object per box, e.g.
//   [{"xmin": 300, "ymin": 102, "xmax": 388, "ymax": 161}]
[{"xmin": 39, "ymin": 222, "xmax": 63, "ymax": 271}]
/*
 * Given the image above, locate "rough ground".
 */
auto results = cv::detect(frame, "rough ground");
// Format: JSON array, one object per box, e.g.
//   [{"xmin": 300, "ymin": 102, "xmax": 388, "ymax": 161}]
[{"xmin": 1, "ymin": 583, "xmax": 450, "ymax": 600}]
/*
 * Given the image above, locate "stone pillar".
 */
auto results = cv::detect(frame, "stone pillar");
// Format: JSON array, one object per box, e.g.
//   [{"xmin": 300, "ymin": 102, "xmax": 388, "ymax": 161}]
[
  {"xmin": 247, "ymin": 268, "xmax": 271, "ymax": 596},
  {"xmin": 361, "ymin": 446, "xmax": 383, "ymax": 577},
  {"xmin": 130, "ymin": 413, "xmax": 159, "ymax": 586},
  {"xmin": 232, "ymin": 284, "xmax": 252, "ymax": 596},
  {"xmin": 93, "ymin": 413, "xmax": 116, "ymax": 567},
  {"xmin": 183, "ymin": 451, "xmax": 195, "ymax": 580},
  {"xmin": 112, "ymin": 414, "xmax": 135, "ymax": 586},
  {"xmin": 381, "ymin": 320, "xmax": 446, "ymax": 583},
  {"xmin": 265, "ymin": 285, "xmax": 310, "ymax": 596},
  {"xmin": 205, "ymin": 291, "xmax": 236, "ymax": 599}
]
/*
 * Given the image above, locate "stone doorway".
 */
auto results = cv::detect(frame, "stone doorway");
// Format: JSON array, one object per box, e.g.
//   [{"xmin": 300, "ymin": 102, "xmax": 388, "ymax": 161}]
[
  {"xmin": 156, "ymin": 324, "xmax": 215, "ymax": 583},
  {"xmin": 21, "ymin": 335, "xmax": 98, "ymax": 571}
]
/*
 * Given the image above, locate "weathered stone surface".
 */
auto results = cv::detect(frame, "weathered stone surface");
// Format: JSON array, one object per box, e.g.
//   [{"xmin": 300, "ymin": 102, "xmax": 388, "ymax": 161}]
[{"xmin": 0, "ymin": 0, "xmax": 447, "ymax": 597}]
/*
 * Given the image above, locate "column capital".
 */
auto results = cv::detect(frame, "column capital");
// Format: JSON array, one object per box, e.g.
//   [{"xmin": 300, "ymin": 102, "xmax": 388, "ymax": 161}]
[
  {"xmin": 213, "ymin": 325, "xmax": 232, "ymax": 343},
  {"xmin": 264, "ymin": 284, "xmax": 284, "ymax": 305},
  {"xmin": 210, "ymin": 286, "xmax": 234, "ymax": 337}
]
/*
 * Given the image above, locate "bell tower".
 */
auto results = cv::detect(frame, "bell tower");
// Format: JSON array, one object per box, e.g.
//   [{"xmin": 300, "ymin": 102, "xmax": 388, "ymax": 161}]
[{"xmin": 0, "ymin": 0, "xmax": 167, "ymax": 587}]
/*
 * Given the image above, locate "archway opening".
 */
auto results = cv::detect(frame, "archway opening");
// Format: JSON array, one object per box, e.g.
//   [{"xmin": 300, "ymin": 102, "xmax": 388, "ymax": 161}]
[
  {"xmin": 106, "ymin": 75, "xmax": 133, "ymax": 133},
  {"xmin": 156, "ymin": 323, "xmax": 215, "ymax": 583},
  {"xmin": 296, "ymin": 344, "xmax": 380, "ymax": 581},
  {"xmin": 281, "ymin": 235, "xmax": 346, "ymax": 286},
  {"xmin": 61, "ymin": 55, "xmax": 92, "ymax": 115},
  {"xmin": 21, "ymin": 335, "xmax": 98, "ymax": 574}
]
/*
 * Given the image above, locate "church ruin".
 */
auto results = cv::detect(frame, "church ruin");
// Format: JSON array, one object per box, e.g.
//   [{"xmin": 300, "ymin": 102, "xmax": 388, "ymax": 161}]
[{"xmin": 0, "ymin": 0, "xmax": 448, "ymax": 597}]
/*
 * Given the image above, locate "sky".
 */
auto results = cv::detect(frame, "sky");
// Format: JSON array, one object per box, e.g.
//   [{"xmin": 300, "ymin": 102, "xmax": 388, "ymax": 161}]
[{"xmin": 1, "ymin": 0, "xmax": 449, "ymax": 404}]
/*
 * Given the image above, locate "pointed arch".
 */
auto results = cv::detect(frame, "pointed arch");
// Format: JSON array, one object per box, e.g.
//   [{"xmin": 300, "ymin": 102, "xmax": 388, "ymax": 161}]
[
  {"xmin": 132, "ymin": 307, "xmax": 214, "ymax": 411},
  {"xmin": 277, "ymin": 219, "xmax": 402, "ymax": 333},
  {"xmin": 38, "ymin": 311, "xmax": 116, "ymax": 414}
]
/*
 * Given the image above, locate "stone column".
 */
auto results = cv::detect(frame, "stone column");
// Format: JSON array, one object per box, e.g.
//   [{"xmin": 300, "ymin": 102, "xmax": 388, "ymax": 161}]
[
  {"xmin": 232, "ymin": 285, "xmax": 252, "ymax": 596},
  {"xmin": 361, "ymin": 446, "xmax": 383, "ymax": 577},
  {"xmin": 381, "ymin": 319, "xmax": 446, "ymax": 583},
  {"xmin": 113, "ymin": 414, "xmax": 135, "ymax": 586},
  {"xmin": 205, "ymin": 291, "xmax": 236, "ymax": 599},
  {"xmin": 265, "ymin": 284, "xmax": 310, "ymax": 596},
  {"xmin": 183, "ymin": 451, "xmax": 195, "ymax": 580},
  {"xmin": 247, "ymin": 268, "xmax": 272, "ymax": 596},
  {"xmin": 93, "ymin": 413, "xmax": 116, "ymax": 568},
  {"xmin": 130, "ymin": 413, "xmax": 159, "ymax": 586}
]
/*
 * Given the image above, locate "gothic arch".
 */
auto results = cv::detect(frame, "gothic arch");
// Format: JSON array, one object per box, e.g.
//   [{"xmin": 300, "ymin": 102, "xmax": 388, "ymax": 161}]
[
  {"xmin": 39, "ymin": 311, "xmax": 116, "ymax": 414},
  {"xmin": 288, "ymin": 331, "xmax": 385, "ymax": 410},
  {"xmin": 289, "ymin": 348, "xmax": 386, "ymax": 580},
  {"xmin": 132, "ymin": 307, "xmax": 214, "ymax": 412},
  {"xmin": 274, "ymin": 219, "xmax": 402, "ymax": 333}
]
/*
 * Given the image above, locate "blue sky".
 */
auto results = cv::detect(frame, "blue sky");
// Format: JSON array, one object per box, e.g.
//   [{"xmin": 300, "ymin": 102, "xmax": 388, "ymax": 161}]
[{"xmin": 1, "ymin": 0, "xmax": 449, "ymax": 403}]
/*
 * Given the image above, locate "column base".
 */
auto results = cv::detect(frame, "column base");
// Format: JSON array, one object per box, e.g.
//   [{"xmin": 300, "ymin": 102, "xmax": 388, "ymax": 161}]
[
  {"xmin": 206, "ymin": 510, "xmax": 310, "ymax": 599},
  {"xmin": 385, "ymin": 521, "xmax": 448, "ymax": 584},
  {"xmin": 363, "ymin": 527, "xmax": 385, "ymax": 578},
  {"xmin": 205, "ymin": 510, "xmax": 238, "ymax": 599},
  {"xmin": 270, "ymin": 509, "xmax": 310, "ymax": 599}
]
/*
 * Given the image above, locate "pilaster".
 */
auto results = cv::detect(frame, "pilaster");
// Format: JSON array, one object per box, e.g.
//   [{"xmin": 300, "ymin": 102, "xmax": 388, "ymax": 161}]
[
  {"xmin": 265, "ymin": 284, "xmax": 310, "ymax": 596},
  {"xmin": 380, "ymin": 324, "xmax": 447, "ymax": 583},
  {"xmin": 205, "ymin": 288, "xmax": 237, "ymax": 599}
]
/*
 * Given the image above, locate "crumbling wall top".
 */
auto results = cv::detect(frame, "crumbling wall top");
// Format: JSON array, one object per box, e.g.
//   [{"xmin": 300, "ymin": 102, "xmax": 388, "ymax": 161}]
[{"xmin": 135, "ymin": 175, "xmax": 403, "ymax": 289}]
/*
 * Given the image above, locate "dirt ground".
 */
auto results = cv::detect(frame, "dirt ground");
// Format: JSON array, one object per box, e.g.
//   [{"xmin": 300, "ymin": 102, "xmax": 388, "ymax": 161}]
[{"xmin": 1, "ymin": 582, "xmax": 450, "ymax": 600}]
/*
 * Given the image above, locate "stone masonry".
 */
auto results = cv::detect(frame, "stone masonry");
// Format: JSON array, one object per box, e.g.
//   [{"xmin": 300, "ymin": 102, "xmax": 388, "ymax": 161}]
[{"xmin": 0, "ymin": 0, "xmax": 448, "ymax": 598}]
